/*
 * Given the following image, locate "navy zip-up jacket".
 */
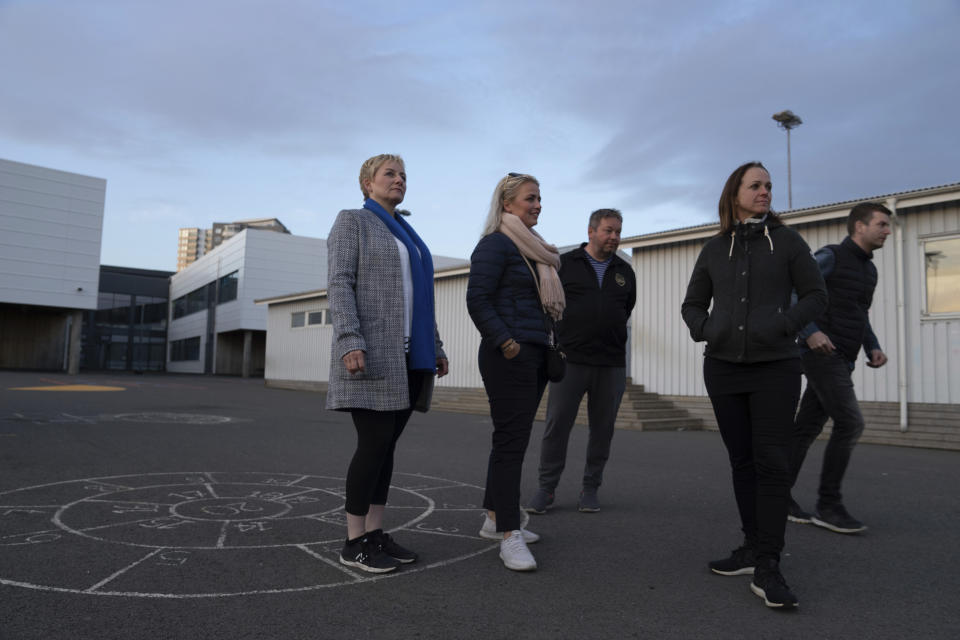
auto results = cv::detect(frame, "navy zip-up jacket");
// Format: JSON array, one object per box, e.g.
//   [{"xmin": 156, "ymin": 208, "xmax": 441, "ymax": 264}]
[{"xmin": 467, "ymin": 231, "xmax": 550, "ymax": 349}]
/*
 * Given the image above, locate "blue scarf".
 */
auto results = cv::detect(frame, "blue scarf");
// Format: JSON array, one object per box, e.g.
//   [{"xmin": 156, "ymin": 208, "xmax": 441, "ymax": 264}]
[{"xmin": 363, "ymin": 198, "xmax": 436, "ymax": 371}]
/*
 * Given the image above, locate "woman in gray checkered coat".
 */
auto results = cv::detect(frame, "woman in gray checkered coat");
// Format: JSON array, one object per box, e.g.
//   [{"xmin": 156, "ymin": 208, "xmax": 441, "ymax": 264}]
[{"xmin": 327, "ymin": 154, "xmax": 448, "ymax": 574}]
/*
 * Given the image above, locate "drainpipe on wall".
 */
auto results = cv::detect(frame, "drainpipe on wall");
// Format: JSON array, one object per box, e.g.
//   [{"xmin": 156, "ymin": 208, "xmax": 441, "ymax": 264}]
[{"xmin": 887, "ymin": 197, "xmax": 908, "ymax": 432}]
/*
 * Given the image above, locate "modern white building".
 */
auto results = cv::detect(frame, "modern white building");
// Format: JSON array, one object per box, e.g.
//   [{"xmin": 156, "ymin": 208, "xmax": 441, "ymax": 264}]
[
  {"xmin": 0, "ymin": 158, "xmax": 105, "ymax": 372},
  {"xmin": 258, "ymin": 184, "xmax": 960, "ymax": 448},
  {"xmin": 167, "ymin": 228, "xmax": 327, "ymax": 376}
]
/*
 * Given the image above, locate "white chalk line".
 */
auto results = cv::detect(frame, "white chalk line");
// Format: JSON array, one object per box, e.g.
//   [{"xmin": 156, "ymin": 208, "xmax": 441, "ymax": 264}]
[{"xmin": 84, "ymin": 547, "xmax": 164, "ymax": 593}]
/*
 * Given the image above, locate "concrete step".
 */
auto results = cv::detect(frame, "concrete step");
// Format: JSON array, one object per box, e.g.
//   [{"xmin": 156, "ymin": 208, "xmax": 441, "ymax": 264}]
[
  {"xmin": 631, "ymin": 408, "xmax": 690, "ymax": 420},
  {"xmin": 433, "ymin": 383, "xmax": 704, "ymax": 433},
  {"xmin": 617, "ymin": 417, "xmax": 703, "ymax": 431}
]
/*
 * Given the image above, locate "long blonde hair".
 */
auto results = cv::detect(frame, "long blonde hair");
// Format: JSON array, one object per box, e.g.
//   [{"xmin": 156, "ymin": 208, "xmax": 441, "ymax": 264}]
[{"xmin": 481, "ymin": 173, "xmax": 539, "ymax": 236}]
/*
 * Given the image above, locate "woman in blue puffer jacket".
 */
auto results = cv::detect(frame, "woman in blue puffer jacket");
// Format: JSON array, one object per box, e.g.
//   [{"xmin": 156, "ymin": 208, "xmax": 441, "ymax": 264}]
[{"xmin": 466, "ymin": 172, "xmax": 565, "ymax": 572}]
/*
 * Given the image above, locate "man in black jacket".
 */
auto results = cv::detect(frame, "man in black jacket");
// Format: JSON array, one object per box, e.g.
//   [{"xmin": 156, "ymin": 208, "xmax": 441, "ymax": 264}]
[
  {"xmin": 789, "ymin": 202, "xmax": 892, "ymax": 534},
  {"xmin": 525, "ymin": 209, "xmax": 636, "ymax": 514}
]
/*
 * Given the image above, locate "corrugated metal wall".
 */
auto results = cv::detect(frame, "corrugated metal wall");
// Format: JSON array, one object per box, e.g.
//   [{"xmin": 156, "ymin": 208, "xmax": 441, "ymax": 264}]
[
  {"xmin": 434, "ymin": 274, "xmax": 483, "ymax": 388},
  {"xmin": 263, "ymin": 276, "xmax": 484, "ymax": 388},
  {"xmin": 263, "ymin": 201, "xmax": 959, "ymax": 405},
  {"xmin": 630, "ymin": 205, "xmax": 960, "ymax": 404},
  {"xmin": 264, "ymin": 298, "xmax": 331, "ymax": 382}
]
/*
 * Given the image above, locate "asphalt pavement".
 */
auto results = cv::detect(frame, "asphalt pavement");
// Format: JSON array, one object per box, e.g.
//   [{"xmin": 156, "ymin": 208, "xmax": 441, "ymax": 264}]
[{"xmin": 1, "ymin": 370, "xmax": 957, "ymax": 640}]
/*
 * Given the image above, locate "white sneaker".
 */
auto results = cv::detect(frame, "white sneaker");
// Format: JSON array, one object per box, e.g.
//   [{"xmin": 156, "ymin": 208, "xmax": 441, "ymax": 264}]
[
  {"xmin": 500, "ymin": 531, "xmax": 537, "ymax": 571},
  {"xmin": 479, "ymin": 513, "xmax": 540, "ymax": 543}
]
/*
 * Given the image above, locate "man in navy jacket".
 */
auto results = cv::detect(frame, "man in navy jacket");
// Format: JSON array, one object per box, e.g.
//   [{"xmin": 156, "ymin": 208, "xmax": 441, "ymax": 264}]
[
  {"xmin": 789, "ymin": 202, "xmax": 892, "ymax": 534},
  {"xmin": 526, "ymin": 209, "xmax": 636, "ymax": 514}
]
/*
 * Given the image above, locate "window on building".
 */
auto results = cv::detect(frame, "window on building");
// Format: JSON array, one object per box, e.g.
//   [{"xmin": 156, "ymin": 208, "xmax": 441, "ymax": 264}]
[
  {"xmin": 186, "ymin": 287, "xmax": 207, "ymax": 315},
  {"xmin": 924, "ymin": 235, "xmax": 960, "ymax": 315},
  {"xmin": 173, "ymin": 284, "xmax": 212, "ymax": 319},
  {"xmin": 170, "ymin": 337, "xmax": 201, "ymax": 361},
  {"xmin": 307, "ymin": 311, "xmax": 323, "ymax": 326},
  {"xmin": 172, "ymin": 295, "xmax": 187, "ymax": 319},
  {"xmin": 218, "ymin": 271, "xmax": 238, "ymax": 304},
  {"xmin": 291, "ymin": 312, "xmax": 305, "ymax": 328},
  {"xmin": 325, "ymin": 308, "xmax": 333, "ymax": 324}
]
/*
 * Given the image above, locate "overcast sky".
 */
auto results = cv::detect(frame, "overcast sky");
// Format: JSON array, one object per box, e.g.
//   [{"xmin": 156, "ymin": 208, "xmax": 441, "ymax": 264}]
[{"xmin": 2, "ymin": 0, "xmax": 958, "ymax": 271}]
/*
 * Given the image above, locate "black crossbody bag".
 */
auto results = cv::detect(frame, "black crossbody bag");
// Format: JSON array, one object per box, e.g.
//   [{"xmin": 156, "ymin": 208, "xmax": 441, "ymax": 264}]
[{"xmin": 520, "ymin": 254, "xmax": 566, "ymax": 382}]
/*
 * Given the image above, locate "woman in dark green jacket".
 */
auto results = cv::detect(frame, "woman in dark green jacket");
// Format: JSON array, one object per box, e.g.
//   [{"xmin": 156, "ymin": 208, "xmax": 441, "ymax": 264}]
[{"xmin": 682, "ymin": 162, "xmax": 826, "ymax": 609}]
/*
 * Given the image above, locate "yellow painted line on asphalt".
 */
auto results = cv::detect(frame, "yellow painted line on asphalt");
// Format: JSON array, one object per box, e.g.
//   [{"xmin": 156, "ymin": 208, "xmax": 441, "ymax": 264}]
[{"xmin": 9, "ymin": 385, "xmax": 126, "ymax": 392}]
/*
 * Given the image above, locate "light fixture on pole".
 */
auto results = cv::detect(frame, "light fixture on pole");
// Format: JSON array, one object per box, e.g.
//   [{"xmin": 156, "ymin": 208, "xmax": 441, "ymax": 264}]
[{"xmin": 772, "ymin": 110, "xmax": 802, "ymax": 210}]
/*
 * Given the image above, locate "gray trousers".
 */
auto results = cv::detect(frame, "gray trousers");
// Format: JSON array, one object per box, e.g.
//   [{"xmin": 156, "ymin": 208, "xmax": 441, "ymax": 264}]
[{"xmin": 538, "ymin": 362, "xmax": 626, "ymax": 492}]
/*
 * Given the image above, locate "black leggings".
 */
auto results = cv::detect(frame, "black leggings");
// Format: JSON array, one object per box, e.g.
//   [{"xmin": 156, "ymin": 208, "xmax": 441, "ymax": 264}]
[
  {"xmin": 344, "ymin": 371, "xmax": 424, "ymax": 516},
  {"xmin": 704, "ymin": 356, "xmax": 801, "ymax": 562}
]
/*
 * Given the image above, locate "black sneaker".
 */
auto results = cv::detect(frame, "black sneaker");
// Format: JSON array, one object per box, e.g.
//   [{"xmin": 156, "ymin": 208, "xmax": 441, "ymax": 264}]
[
  {"xmin": 812, "ymin": 504, "xmax": 866, "ymax": 534},
  {"xmin": 339, "ymin": 536, "xmax": 401, "ymax": 573},
  {"xmin": 787, "ymin": 498, "xmax": 813, "ymax": 524},
  {"xmin": 369, "ymin": 528, "xmax": 418, "ymax": 564},
  {"xmin": 751, "ymin": 559, "xmax": 799, "ymax": 608},
  {"xmin": 708, "ymin": 545, "xmax": 757, "ymax": 576}
]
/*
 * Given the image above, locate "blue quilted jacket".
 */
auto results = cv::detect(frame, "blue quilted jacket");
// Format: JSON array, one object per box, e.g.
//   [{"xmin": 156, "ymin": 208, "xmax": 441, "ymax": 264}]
[{"xmin": 467, "ymin": 232, "xmax": 549, "ymax": 348}]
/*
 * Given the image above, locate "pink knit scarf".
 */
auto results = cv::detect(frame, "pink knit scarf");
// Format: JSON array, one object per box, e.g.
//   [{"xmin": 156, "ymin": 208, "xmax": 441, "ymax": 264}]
[{"xmin": 499, "ymin": 213, "xmax": 566, "ymax": 321}]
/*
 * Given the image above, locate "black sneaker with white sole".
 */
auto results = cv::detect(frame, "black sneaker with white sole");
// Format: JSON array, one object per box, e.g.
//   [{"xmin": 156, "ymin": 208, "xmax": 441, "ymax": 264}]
[
  {"xmin": 708, "ymin": 544, "xmax": 757, "ymax": 576},
  {"xmin": 750, "ymin": 558, "xmax": 799, "ymax": 609},
  {"xmin": 788, "ymin": 498, "xmax": 813, "ymax": 524},
  {"xmin": 812, "ymin": 503, "xmax": 866, "ymax": 534},
  {"xmin": 368, "ymin": 528, "xmax": 418, "ymax": 564},
  {"xmin": 339, "ymin": 536, "xmax": 401, "ymax": 573}
]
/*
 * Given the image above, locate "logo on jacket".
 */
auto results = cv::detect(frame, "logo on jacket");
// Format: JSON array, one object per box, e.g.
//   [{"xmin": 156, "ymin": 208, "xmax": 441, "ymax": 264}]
[{"xmin": 615, "ymin": 273, "xmax": 626, "ymax": 287}]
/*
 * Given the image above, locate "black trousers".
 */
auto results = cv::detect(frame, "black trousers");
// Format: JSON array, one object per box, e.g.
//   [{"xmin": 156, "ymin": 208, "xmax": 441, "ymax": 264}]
[
  {"xmin": 344, "ymin": 370, "xmax": 425, "ymax": 517},
  {"xmin": 478, "ymin": 342, "xmax": 547, "ymax": 532},
  {"xmin": 704, "ymin": 356, "xmax": 801, "ymax": 562},
  {"xmin": 792, "ymin": 350, "xmax": 865, "ymax": 508}
]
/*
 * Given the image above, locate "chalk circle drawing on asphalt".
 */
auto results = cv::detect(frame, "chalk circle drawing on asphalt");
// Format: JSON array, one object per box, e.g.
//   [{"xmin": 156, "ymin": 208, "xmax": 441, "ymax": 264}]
[
  {"xmin": 0, "ymin": 412, "xmax": 249, "ymax": 425},
  {"xmin": 0, "ymin": 472, "xmax": 495, "ymax": 598}
]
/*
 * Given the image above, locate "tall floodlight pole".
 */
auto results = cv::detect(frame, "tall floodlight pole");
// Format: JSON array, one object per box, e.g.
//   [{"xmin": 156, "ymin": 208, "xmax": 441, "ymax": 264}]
[{"xmin": 772, "ymin": 110, "xmax": 802, "ymax": 210}]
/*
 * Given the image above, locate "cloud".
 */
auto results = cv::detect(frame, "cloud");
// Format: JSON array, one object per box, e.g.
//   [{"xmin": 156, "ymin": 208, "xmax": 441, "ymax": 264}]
[{"xmin": 0, "ymin": 0, "xmax": 472, "ymax": 159}]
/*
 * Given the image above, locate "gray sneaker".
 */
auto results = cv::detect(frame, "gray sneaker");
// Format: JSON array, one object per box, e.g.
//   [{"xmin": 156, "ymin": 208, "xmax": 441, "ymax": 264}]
[
  {"xmin": 525, "ymin": 489, "xmax": 554, "ymax": 515},
  {"xmin": 578, "ymin": 489, "xmax": 600, "ymax": 513}
]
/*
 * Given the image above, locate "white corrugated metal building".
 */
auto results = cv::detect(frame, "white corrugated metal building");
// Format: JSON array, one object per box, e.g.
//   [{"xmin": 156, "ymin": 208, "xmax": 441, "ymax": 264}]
[
  {"xmin": 0, "ymin": 158, "xmax": 106, "ymax": 372},
  {"xmin": 623, "ymin": 183, "xmax": 960, "ymax": 429},
  {"xmin": 259, "ymin": 183, "xmax": 960, "ymax": 446}
]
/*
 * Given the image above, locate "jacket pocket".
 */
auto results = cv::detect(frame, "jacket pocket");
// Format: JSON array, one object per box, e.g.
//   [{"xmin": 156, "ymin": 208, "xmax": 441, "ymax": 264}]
[
  {"xmin": 702, "ymin": 311, "xmax": 732, "ymax": 345},
  {"xmin": 748, "ymin": 306, "xmax": 790, "ymax": 347}
]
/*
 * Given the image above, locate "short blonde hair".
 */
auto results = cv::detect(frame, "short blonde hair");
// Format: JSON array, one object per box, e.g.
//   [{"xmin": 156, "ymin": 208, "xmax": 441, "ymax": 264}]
[
  {"xmin": 481, "ymin": 173, "xmax": 539, "ymax": 236},
  {"xmin": 359, "ymin": 154, "xmax": 405, "ymax": 199}
]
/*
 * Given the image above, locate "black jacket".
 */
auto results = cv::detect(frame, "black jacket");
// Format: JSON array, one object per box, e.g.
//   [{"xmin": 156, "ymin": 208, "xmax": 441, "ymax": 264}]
[
  {"xmin": 556, "ymin": 244, "xmax": 636, "ymax": 367},
  {"xmin": 467, "ymin": 231, "xmax": 550, "ymax": 348},
  {"xmin": 681, "ymin": 217, "xmax": 827, "ymax": 363}
]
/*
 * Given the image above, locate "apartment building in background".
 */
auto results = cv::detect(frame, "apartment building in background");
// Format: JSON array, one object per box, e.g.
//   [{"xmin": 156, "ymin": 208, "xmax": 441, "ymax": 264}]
[{"xmin": 177, "ymin": 218, "xmax": 290, "ymax": 271}]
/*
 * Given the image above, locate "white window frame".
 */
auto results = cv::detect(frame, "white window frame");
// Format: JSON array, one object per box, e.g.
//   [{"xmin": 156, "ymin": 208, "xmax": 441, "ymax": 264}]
[{"xmin": 919, "ymin": 232, "xmax": 960, "ymax": 320}]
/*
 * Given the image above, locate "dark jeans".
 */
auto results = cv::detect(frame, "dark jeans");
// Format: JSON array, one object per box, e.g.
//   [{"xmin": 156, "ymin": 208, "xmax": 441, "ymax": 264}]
[
  {"xmin": 479, "ymin": 342, "xmax": 547, "ymax": 532},
  {"xmin": 704, "ymin": 356, "xmax": 801, "ymax": 562},
  {"xmin": 791, "ymin": 350, "xmax": 865, "ymax": 508},
  {"xmin": 538, "ymin": 362, "xmax": 626, "ymax": 492},
  {"xmin": 344, "ymin": 370, "xmax": 425, "ymax": 516}
]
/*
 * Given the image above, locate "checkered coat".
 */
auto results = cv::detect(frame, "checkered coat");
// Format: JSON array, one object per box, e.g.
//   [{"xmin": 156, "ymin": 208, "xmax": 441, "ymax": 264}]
[{"xmin": 325, "ymin": 208, "xmax": 445, "ymax": 411}]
